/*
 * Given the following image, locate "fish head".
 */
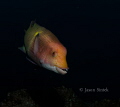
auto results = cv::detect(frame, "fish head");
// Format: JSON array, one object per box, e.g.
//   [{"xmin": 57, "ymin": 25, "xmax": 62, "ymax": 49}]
[
  {"xmin": 39, "ymin": 42, "xmax": 69, "ymax": 75},
  {"xmin": 24, "ymin": 21, "xmax": 69, "ymax": 75}
]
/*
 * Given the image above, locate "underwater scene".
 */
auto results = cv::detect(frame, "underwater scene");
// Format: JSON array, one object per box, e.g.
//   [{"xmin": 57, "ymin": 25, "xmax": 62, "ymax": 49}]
[{"xmin": 0, "ymin": 0, "xmax": 120, "ymax": 107}]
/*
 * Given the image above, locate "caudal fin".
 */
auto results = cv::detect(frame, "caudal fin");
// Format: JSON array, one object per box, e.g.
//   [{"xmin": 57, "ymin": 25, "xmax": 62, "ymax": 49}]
[{"xmin": 18, "ymin": 46, "xmax": 26, "ymax": 53}]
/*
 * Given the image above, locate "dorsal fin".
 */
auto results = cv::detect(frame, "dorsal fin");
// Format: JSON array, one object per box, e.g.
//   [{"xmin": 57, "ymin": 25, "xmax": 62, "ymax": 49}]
[
  {"xmin": 24, "ymin": 29, "xmax": 26, "ymax": 33},
  {"xmin": 30, "ymin": 19, "xmax": 36, "ymax": 27},
  {"xmin": 30, "ymin": 21, "xmax": 35, "ymax": 27}
]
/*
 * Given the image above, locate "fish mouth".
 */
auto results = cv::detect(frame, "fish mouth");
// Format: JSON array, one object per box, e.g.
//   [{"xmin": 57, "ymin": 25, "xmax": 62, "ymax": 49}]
[
  {"xmin": 40, "ymin": 60, "xmax": 68, "ymax": 75},
  {"xmin": 56, "ymin": 67, "xmax": 68, "ymax": 75}
]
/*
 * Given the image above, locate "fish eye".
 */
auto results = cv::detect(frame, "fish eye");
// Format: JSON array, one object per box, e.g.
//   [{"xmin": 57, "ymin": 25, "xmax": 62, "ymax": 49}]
[{"xmin": 52, "ymin": 52, "xmax": 56, "ymax": 57}]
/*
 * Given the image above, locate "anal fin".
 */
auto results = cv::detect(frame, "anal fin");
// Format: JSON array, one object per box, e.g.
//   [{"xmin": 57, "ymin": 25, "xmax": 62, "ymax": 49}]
[{"xmin": 26, "ymin": 57, "xmax": 37, "ymax": 65}]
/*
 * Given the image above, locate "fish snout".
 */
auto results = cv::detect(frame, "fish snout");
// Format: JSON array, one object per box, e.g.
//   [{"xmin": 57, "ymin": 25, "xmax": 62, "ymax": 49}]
[
  {"xmin": 56, "ymin": 67, "xmax": 69, "ymax": 75},
  {"xmin": 61, "ymin": 68, "xmax": 69, "ymax": 72}
]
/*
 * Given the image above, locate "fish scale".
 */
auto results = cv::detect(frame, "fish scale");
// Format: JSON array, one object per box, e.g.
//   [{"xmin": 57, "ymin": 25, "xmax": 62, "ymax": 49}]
[{"xmin": 19, "ymin": 21, "xmax": 69, "ymax": 75}]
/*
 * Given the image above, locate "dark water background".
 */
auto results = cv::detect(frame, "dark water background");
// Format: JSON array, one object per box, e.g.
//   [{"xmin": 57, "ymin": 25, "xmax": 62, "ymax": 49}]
[{"xmin": 0, "ymin": 0, "xmax": 120, "ymax": 101}]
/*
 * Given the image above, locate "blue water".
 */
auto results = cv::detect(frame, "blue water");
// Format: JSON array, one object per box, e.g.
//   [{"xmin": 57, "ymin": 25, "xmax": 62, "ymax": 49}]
[{"xmin": 0, "ymin": 0, "xmax": 120, "ymax": 101}]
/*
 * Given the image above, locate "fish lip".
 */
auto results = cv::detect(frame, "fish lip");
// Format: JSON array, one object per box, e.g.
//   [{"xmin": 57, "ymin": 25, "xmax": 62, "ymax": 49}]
[
  {"xmin": 40, "ymin": 60, "xmax": 68, "ymax": 75},
  {"xmin": 56, "ymin": 67, "xmax": 68, "ymax": 75}
]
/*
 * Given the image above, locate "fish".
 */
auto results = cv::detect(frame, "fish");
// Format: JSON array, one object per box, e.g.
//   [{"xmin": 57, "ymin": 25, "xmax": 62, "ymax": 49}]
[{"xmin": 19, "ymin": 21, "xmax": 69, "ymax": 75}]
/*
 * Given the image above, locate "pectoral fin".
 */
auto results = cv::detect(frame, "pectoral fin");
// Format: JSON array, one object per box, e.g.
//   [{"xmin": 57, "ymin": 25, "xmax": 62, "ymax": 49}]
[{"xmin": 33, "ymin": 33, "xmax": 40, "ymax": 54}]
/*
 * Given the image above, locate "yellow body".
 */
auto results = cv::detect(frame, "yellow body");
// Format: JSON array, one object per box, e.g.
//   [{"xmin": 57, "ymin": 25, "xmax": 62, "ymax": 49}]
[{"xmin": 23, "ymin": 21, "xmax": 68, "ymax": 74}]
